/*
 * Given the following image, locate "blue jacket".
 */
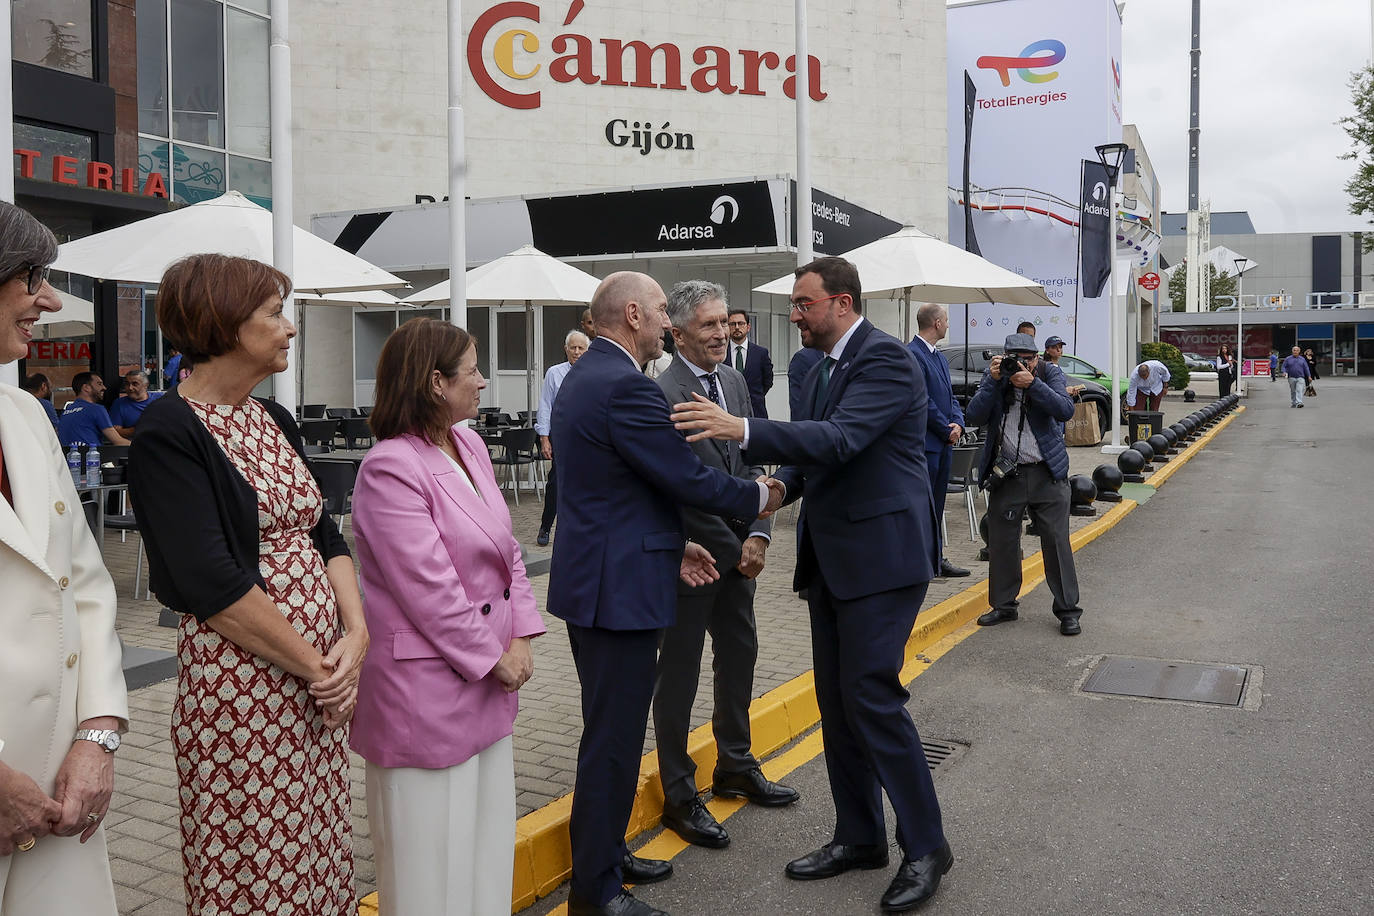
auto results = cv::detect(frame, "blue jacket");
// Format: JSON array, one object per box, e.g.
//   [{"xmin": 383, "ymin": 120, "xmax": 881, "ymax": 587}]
[
  {"xmin": 908, "ymin": 338, "xmax": 964, "ymax": 456},
  {"xmin": 787, "ymin": 347, "xmax": 824, "ymax": 420},
  {"xmin": 964, "ymin": 362, "xmax": 1076, "ymax": 484},
  {"xmin": 746, "ymin": 320, "xmax": 940, "ymax": 599},
  {"xmin": 733, "ymin": 340, "xmax": 774, "ymax": 419},
  {"xmin": 548, "ymin": 338, "xmax": 761, "ymax": 630}
]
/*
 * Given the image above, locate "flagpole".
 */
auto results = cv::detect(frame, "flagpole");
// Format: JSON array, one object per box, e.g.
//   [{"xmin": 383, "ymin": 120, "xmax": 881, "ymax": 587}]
[
  {"xmin": 448, "ymin": 0, "xmax": 466, "ymax": 329},
  {"xmin": 795, "ymin": 0, "xmax": 812, "ymax": 266},
  {"xmin": 270, "ymin": 0, "xmax": 296, "ymax": 412}
]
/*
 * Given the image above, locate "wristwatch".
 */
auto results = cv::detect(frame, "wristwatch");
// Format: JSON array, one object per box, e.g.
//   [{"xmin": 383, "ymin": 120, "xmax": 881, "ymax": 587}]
[{"xmin": 73, "ymin": 729, "xmax": 121, "ymax": 753}]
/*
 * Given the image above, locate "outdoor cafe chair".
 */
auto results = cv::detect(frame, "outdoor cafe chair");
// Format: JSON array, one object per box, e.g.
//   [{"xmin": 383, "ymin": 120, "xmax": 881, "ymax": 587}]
[
  {"xmin": 490, "ymin": 427, "xmax": 542, "ymax": 506},
  {"xmin": 302, "ymin": 404, "xmax": 328, "ymax": 419},
  {"xmin": 299, "ymin": 418, "xmax": 338, "ymax": 450},
  {"xmin": 340, "ymin": 417, "xmax": 374, "ymax": 450},
  {"xmin": 308, "ymin": 458, "xmax": 358, "ymax": 527},
  {"xmin": 325, "ymin": 407, "xmax": 356, "ymax": 420},
  {"xmin": 946, "ymin": 445, "xmax": 983, "ymax": 542}
]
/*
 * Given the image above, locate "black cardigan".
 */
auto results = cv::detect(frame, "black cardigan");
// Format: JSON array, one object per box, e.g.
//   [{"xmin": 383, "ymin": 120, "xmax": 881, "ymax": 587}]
[{"xmin": 128, "ymin": 389, "xmax": 350, "ymax": 622}]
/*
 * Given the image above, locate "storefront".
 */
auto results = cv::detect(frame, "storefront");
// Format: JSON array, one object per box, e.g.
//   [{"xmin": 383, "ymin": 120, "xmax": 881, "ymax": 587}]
[{"xmin": 1160, "ymin": 308, "xmax": 1374, "ymax": 377}]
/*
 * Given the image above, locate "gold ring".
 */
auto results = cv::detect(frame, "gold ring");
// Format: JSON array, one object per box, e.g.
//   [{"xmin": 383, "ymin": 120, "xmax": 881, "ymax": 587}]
[
  {"xmin": 17, "ymin": 837, "xmax": 35, "ymax": 852},
  {"xmin": 87, "ymin": 813, "xmax": 100, "ymax": 824}
]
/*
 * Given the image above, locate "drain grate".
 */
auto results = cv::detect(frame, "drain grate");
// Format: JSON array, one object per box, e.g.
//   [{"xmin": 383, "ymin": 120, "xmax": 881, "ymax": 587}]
[
  {"xmin": 1081, "ymin": 655, "xmax": 1249, "ymax": 706},
  {"xmin": 921, "ymin": 738, "xmax": 967, "ymax": 772}
]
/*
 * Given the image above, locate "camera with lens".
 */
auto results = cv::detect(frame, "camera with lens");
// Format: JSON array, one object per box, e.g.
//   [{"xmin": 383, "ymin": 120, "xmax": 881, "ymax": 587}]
[
  {"xmin": 985, "ymin": 454, "xmax": 1019, "ymax": 491},
  {"xmin": 1001, "ymin": 352, "xmax": 1028, "ymax": 376}
]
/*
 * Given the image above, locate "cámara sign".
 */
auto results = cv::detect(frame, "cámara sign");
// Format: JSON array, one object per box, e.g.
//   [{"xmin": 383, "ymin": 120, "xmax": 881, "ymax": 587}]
[
  {"xmin": 14, "ymin": 149, "xmax": 168, "ymax": 198},
  {"xmin": 468, "ymin": 0, "xmax": 828, "ymax": 110}
]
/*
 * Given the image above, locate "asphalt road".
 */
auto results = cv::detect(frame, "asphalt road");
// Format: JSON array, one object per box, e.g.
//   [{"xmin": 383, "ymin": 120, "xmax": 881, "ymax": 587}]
[{"xmin": 533, "ymin": 377, "xmax": 1374, "ymax": 916}]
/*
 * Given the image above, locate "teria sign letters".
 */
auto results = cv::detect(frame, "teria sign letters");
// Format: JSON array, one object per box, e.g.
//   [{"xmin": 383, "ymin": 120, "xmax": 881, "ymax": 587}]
[
  {"xmin": 14, "ymin": 149, "xmax": 168, "ymax": 198},
  {"xmin": 469, "ymin": 0, "xmax": 828, "ymax": 110}
]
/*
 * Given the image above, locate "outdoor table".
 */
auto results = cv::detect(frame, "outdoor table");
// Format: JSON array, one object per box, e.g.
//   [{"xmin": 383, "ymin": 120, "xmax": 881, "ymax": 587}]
[{"xmin": 318, "ymin": 449, "xmax": 370, "ymax": 467}]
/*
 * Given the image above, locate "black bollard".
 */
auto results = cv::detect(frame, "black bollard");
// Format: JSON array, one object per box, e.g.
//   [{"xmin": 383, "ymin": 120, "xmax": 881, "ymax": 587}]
[
  {"xmin": 1160, "ymin": 427, "xmax": 1179, "ymax": 452},
  {"xmin": 1069, "ymin": 474, "xmax": 1098, "ymax": 516},
  {"xmin": 1118, "ymin": 447, "xmax": 1146, "ymax": 483},
  {"xmin": 1184, "ymin": 389, "xmax": 1196, "ymax": 402},
  {"xmin": 1093, "ymin": 463, "xmax": 1124, "ymax": 502},
  {"xmin": 1147, "ymin": 433, "xmax": 1170, "ymax": 462}
]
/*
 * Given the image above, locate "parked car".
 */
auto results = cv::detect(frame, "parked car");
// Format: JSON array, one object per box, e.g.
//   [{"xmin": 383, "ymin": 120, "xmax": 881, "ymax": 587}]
[
  {"xmin": 940, "ymin": 343, "xmax": 1111, "ymax": 442},
  {"xmin": 1183, "ymin": 351, "xmax": 1217, "ymax": 371},
  {"xmin": 1055, "ymin": 351, "xmax": 1130, "ymax": 399}
]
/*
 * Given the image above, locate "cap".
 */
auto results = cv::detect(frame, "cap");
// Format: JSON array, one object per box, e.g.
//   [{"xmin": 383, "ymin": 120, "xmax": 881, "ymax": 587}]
[
  {"xmin": 1003, "ymin": 333, "xmax": 1037, "ymax": 353},
  {"xmin": 1043, "ymin": 335, "xmax": 1066, "ymax": 349}
]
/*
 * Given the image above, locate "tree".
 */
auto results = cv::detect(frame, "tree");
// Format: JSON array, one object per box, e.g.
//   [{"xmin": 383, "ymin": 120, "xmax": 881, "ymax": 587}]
[
  {"xmin": 1165, "ymin": 261, "xmax": 1237, "ymax": 311},
  {"xmin": 1339, "ymin": 63, "xmax": 1374, "ymax": 252}
]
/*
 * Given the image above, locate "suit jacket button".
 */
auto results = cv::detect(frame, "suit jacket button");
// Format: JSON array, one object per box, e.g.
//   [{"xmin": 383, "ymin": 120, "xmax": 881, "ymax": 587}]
[
  {"xmin": 66, "ymin": 653, "xmax": 78, "ymax": 668},
  {"xmin": 481, "ymin": 603, "xmax": 492, "ymax": 615},
  {"xmin": 503, "ymin": 588, "xmax": 510, "ymax": 600}
]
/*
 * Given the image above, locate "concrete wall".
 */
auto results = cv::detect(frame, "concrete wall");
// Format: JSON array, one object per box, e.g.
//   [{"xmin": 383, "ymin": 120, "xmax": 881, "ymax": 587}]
[{"xmin": 1161, "ymin": 231, "xmax": 1374, "ymax": 311}]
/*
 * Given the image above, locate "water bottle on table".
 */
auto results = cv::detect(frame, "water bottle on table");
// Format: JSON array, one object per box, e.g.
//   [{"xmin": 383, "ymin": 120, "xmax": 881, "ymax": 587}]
[
  {"xmin": 67, "ymin": 444, "xmax": 82, "ymax": 487},
  {"xmin": 85, "ymin": 445, "xmax": 101, "ymax": 488}
]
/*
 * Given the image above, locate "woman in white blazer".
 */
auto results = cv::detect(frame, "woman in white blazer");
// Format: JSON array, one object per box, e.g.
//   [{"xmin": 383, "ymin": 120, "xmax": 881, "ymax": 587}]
[{"xmin": 0, "ymin": 202, "xmax": 129, "ymax": 915}]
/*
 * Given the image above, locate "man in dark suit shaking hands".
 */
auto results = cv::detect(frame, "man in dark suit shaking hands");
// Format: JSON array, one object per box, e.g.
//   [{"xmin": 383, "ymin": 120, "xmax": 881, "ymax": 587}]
[
  {"xmin": 726, "ymin": 308, "xmax": 774, "ymax": 418},
  {"xmin": 653, "ymin": 281, "xmax": 799, "ymax": 853},
  {"xmin": 909, "ymin": 302, "xmax": 970, "ymax": 578},
  {"xmin": 671, "ymin": 257, "xmax": 952, "ymax": 913},
  {"xmin": 550, "ymin": 271, "xmax": 782, "ymax": 916}
]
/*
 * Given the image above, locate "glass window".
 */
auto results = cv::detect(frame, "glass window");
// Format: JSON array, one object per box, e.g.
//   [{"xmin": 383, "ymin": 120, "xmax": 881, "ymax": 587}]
[
  {"xmin": 14, "ymin": 122, "xmax": 94, "ymax": 165},
  {"xmin": 171, "ymin": 0, "xmax": 224, "ymax": 147},
  {"xmin": 497, "ymin": 310, "xmax": 529, "ymax": 371},
  {"xmin": 228, "ymin": 155, "xmax": 271, "ymax": 208},
  {"xmin": 137, "ymin": 0, "xmax": 169, "ymax": 136},
  {"xmin": 138, "ymin": 137, "xmax": 171, "ymax": 194},
  {"xmin": 226, "ymin": 9, "xmax": 270, "ymax": 157},
  {"xmin": 230, "ymin": 0, "xmax": 270, "ymax": 13},
  {"xmin": 542, "ymin": 306, "xmax": 582, "ymax": 371},
  {"xmin": 466, "ymin": 307, "xmax": 491, "ymax": 377},
  {"xmin": 12, "ymin": 0, "xmax": 94, "ymax": 78},
  {"xmin": 171, "ymin": 144, "xmax": 225, "ymax": 204}
]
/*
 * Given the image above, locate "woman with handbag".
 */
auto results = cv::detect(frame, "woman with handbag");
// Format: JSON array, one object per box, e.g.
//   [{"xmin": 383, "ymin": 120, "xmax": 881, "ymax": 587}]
[
  {"xmin": 1216, "ymin": 345, "xmax": 1235, "ymax": 397},
  {"xmin": 1303, "ymin": 349, "xmax": 1320, "ymax": 396}
]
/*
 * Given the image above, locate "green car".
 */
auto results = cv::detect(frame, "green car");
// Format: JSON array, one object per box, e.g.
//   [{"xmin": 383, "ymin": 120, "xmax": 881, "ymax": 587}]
[{"xmin": 1057, "ymin": 352, "xmax": 1129, "ymax": 399}]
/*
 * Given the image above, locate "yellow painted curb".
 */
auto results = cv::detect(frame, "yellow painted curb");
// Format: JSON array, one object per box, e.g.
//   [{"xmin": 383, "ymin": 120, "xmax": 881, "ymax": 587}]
[{"xmin": 360, "ymin": 411, "xmax": 1250, "ymax": 916}]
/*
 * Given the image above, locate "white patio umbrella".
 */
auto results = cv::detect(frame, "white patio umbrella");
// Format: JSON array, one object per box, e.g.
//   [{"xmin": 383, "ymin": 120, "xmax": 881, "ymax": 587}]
[
  {"xmin": 34, "ymin": 291, "xmax": 95, "ymax": 338},
  {"xmin": 406, "ymin": 245, "xmax": 601, "ymax": 414},
  {"xmin": 291, "ymin": 290, "xmax": 414, "ymax": 406},
  {"xmin": 52, "ymin": 191, "xmax": 407, "ymax": 295}
]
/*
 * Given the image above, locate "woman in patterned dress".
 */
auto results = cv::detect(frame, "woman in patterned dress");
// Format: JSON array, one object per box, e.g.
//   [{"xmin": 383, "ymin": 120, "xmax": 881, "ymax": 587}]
[{"xmin": 128, "ymin": 254, "xmax": 368, "ymax": 916}]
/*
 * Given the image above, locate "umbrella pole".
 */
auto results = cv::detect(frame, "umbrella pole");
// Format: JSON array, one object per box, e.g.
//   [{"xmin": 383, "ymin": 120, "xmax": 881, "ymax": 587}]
[
  {"xmin": 526, "ymin": 299, "xmax": 536, "ymax": 426},
  {"xmin": 270, "ymin": 0, "xmax": 297, "ymax": 413}
]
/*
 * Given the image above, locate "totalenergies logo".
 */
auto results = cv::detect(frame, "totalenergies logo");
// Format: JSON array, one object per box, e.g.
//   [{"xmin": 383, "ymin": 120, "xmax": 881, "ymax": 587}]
[
  {"xmin": 467, "ymin": 0, "xmax": 827, "ymax": 110},
  {"xmin": 975, "ymin": 39, "xmax": 1066, "ymax": 87}
]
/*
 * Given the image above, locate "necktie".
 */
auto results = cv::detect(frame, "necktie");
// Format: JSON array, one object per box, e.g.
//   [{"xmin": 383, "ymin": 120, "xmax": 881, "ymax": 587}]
[
  {"xmin": 812, "ymin": 356, "xmax": 835, "ymax": 415},
  {"xmin": 735, "ymin": 346, "xmax": 745, "ymax": 372},
  {"xmin": 705, "ymin": 372, "xmax": 722, "ymax": 408}
]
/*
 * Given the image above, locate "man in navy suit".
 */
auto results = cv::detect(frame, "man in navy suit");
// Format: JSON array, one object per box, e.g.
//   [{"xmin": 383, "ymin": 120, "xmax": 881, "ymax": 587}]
[
  {"xmin": 726, "ymin": 309, "xmax": 774, "ymax": 418},
  {"xmin": 909, "ymin": 303, "xmax": 970, "ymax": 578},
  {"xmin": 671, "ymin": 257, "xmax": 952, "ymax": 913},
  {"xmin": 550, "ymin": 271, "xmax": 780, "ymax": 916},
  {"xmin": 787, "ymin": 346, "xmax": 824, "ymax": 419}
]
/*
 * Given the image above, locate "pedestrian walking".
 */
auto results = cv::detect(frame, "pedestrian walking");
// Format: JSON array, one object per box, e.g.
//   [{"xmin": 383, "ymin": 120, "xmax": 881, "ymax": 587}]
[
  {"xmin": 1303, "ymin": 349, "xmax": 1320, "ymax": 397},
  {"xmin": 1282, "ymin": 346, "xmax": 1311, "ymax": 407},
  {"xmin": 1216, "ymin": 345, "xmax": 1235, "ymax": 397}
]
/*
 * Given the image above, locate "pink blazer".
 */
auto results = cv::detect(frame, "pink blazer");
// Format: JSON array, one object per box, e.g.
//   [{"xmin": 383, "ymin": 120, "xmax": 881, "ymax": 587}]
[{"xmin": 349, "ymin": 427, "xmax": 545, "ymax": 769}]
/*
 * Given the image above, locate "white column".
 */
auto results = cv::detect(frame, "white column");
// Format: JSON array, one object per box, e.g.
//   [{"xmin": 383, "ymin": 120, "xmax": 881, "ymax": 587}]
[
  {"xmin": 794, "ymin": 0, "xmax": 812, "ymax": 266},
  {"xmin": 1102, "ymin": 191, "xmax": 1126, "ymax": 454},
  {"xmin": 270, "ymin": 0, "xmax": 296, "ymax": 411},
  {"xmin": 448, "ymin": 0, "xmax": 466, "ymax": 328},
  {"xmin": 1, "ymin": 3, "xmax": 18, "ymax": 386}
]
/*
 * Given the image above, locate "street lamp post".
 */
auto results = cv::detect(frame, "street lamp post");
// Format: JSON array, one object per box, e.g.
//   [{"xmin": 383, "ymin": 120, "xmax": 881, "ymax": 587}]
[
  {"xmin": 1096, "ymin": 142, "xmax": 1129, "ymax": 454},
  {"xmin": 1233, "ymin": 256, "xmax": 1250, "ymax": 395}
]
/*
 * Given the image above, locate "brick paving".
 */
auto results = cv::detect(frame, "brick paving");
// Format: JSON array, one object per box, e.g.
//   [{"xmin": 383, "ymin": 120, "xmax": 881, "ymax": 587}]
[{"xmin": 98, "ymin": 389, "xmax": 1210, "ymax": 913}]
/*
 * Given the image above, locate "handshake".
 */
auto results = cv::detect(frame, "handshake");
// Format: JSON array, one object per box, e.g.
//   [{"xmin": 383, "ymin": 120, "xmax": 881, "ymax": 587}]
[{"xmin": 678, "ymin": 474, "xmax": 781, "ymax": 590}]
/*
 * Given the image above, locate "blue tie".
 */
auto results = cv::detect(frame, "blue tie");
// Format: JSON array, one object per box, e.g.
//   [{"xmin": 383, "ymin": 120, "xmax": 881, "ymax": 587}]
[{"xmin": 705, "ymin": 372, "xmax": 722, "ymax": 408}]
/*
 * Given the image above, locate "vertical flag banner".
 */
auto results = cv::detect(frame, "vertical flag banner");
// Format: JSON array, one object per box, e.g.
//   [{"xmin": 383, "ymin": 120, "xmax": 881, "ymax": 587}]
[{"xmin": 1079, "ymin": 159, "xmax": 1112, "ymax": 298}]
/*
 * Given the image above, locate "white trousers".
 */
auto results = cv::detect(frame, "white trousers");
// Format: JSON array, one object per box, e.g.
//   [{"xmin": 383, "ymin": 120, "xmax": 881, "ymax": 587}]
[
  {"xmin": 0, "ymin": 827, "xmax": 117, "ymax": 915},
  {"xmin": 367, "ymin": 736, "xmax": 517, "ymax": 916}
]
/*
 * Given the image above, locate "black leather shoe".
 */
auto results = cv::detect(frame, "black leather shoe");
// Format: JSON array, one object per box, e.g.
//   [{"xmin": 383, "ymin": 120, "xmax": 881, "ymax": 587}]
[
  {"xmin": 784, "ymin": 842, "xmax": 889, "ymax": 880},
  {"xmin": 536, "ymin": 527, "xmax": 551, "ymax": 546},
  {"xmin": 621, "ymin": 853, "xmax": 672, "ymax": 885},
  {"xmin": 568, "ymin": 888, "xmax": 669, "ymax": 916},
  {"xmin": 938, "ymin": 559, "xmax": 971, "ymax": 578},
  {"xmin": 712, "ymin": 767, "xmax": 799, "ymax": 807},
  {"xmin": 976, "ymin": 608, "xmax": 1018, "ymax": 627},
  {"xmin": 1059, "ymin": 616, "xmax": 1082, "ymax": 636},
  {"xmin": 662, "ymin": 797, "xmax": 729, "ymax": 848},
  {"xmin": 880, "ymin": 841, "xmax": 953, "ymax": 912}
]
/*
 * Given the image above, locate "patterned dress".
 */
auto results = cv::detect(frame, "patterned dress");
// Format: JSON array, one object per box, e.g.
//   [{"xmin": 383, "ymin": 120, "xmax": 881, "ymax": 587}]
[{"xmin": 174, "ymin": 397, "xmax": 354, "ymax": 915}]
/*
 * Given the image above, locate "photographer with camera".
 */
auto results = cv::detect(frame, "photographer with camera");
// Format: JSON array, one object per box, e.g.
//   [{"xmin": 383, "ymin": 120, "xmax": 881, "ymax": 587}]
[{"xmin": 964, "ymin": 333, "xmax": 1084, "ymax": 636}]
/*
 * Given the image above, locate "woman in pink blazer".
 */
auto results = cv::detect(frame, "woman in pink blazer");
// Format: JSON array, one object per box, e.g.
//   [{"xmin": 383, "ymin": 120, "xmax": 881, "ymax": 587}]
[{"xmin": 351, "ymin": 319, "xmax": 545, "ymax": 916}]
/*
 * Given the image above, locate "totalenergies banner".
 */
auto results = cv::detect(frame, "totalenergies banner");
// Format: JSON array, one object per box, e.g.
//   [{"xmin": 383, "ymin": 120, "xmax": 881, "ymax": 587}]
[{"xmin": 946, "ymin": 0, "xmax": 1122, "ymax": 367}]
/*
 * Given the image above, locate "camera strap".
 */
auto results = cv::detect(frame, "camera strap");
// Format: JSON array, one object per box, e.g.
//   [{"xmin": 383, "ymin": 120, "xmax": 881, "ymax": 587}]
[{"xmin": 998, "ymin": 389, "xmax": 1029, "ymax": 464}]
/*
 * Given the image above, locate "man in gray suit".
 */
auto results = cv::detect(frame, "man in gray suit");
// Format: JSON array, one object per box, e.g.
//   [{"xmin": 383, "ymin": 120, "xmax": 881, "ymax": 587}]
[{"xmin": 653, "ymin": 280, "xmax": 800, "ymax": 850}]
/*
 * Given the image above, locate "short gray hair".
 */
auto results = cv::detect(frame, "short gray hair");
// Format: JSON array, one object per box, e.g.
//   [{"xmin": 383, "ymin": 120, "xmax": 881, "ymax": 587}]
[
  {"xmin": 564, "ymin": 329, "xmax": 589, "ymax": 347},
  {"xmin": 666, "ymin": 280, "xmax": 727, "ymax": 330},
  {"xmin": 0, "ymin": 201, "xmax": 58, "ymax": 281},
  {"xmin": 125, "ymin": 368, "xmax": 149, "ymax": 381}
]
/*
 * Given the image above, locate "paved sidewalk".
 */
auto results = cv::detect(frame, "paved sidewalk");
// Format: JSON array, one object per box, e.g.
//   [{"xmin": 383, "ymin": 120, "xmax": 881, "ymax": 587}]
[{"xmin": 99, "ymin": 388, "xmax": 1212, "ymax": 914}]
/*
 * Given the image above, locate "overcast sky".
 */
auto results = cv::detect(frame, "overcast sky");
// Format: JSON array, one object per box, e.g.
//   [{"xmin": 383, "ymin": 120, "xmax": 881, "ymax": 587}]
[{"xmin": 1121, "ymin": 0, "xmax": 1372, "ymax": 234}]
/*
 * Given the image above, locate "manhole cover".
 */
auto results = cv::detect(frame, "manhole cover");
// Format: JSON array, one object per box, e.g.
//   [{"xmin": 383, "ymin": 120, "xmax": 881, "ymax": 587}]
[
  {"xmin": 921, "ymin": 738, "xmax": 966, "ymax": 771},
  {"xmin": 1081, "ymin": 656, "xmax": 1248, "ymax": 706}
]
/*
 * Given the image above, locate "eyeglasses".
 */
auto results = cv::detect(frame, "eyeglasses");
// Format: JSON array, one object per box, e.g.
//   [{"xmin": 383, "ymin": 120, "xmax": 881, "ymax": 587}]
[
  {"xmin": 788, "ymin": 292, "xmax": 845, "ymax": 314},
  {"xmin": 22, "ymin": 264, "xmax": 51, "ymax": 295}
]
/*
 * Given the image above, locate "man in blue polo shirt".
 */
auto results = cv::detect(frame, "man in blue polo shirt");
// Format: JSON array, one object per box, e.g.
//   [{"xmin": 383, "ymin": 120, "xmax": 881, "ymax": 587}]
[
  {"xmin": 110, "ymin": 369, "xmax": 162, "ymax": 438},
  {"xmin": 21, "ymin": 373, "xmax": 60, "ymax": 428},
  {"xmin": 57, "ymin": 371, "xmax": 130, "ymax": 447}
]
